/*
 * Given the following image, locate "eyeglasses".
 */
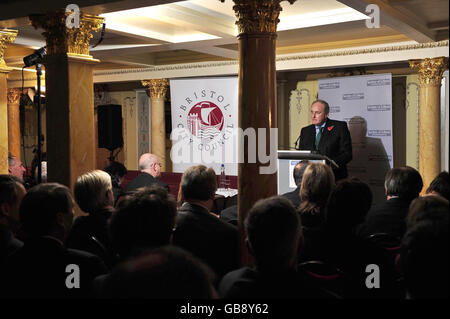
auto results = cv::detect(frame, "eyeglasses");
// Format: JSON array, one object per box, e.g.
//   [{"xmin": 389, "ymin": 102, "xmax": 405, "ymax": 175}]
[{"xmin": 153, "ymin": 162, "xmax": 162, "ymax": 167}]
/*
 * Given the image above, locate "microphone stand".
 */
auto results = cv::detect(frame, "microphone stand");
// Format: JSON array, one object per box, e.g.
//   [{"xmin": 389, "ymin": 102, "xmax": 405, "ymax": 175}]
[
  {"xmin": 294, "ymin": 134, "xmax": 301, "ymax": 150},
  {"xmin": 36, "ymin": 63, "xmax": 42, "ymax": 184}
]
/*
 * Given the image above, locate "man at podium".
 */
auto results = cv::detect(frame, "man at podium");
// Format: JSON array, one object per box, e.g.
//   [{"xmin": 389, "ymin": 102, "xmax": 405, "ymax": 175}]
[{"xmin": 297, "ymin": 99, "xmax": 352, "ymax": 181}]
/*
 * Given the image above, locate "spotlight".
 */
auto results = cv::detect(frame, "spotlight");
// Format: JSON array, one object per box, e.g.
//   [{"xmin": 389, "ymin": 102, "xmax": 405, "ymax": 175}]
[{"xmin": 23, "ymin": 46, "xmax": 46, "ymax": 67}]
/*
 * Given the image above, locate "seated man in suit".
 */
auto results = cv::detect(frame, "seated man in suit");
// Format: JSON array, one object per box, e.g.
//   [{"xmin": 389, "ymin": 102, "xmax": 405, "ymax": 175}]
[
  {"xmin": 298, "ymin": 99, "xmax": 352, "ymax": 181},
  {"xmin": 173, "ymin": 165, "xmax": 239, "ymax": 283},
  {"xmin": 0, "ymin": 175, "xmax": 27, "ymax": 264},
  {"xmin": 359, "ymin": 166, "xmax": 423, "ymax": 240},
  {"xmin": 281, "ymin": 160, "xmax": 309, "ymax": 209},
  {"xmin": 125, "ymin": 153, "xmax": 169, "ymax": 194},
  {"xmin": 0, "ymin": 183, "xmax": 107, "ymax": 298}
]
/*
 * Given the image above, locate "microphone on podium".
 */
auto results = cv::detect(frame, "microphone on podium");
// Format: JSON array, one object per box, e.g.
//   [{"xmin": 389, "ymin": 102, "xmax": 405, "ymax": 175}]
[{"xmin": 294, "ymin": 134, "xmax": 301, "ymax": 150}]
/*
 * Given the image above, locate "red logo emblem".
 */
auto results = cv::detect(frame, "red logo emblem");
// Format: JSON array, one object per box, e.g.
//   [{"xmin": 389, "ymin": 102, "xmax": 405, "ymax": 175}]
[
  {"xmin": 187, "ymin": 101, "xmax": 224, "ymax": 140},
  {"xmin": 328, "ymin": 126, "xmax": 334, "ymax": 131}
]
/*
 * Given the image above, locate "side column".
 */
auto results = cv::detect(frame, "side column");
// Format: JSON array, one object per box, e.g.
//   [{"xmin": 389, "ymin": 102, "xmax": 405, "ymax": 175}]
[
  {"xmin": 410, "ymin": 57, "xmax": 448, "ymax": 191},
  {"xmin": 0, "ymin": 29, "xmax": 17, "ymax": 174},
  {"xmin": 7, "ymin": 88, "xmax": 22, "ymax": 161},
  {"xmin": 142, "ymin": 79, "xmax": 169, "ymax": 171}
]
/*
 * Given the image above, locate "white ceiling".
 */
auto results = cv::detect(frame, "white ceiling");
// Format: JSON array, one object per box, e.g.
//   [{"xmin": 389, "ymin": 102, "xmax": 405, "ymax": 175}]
[{"xmin": 2, "ymin": 0, "xmax": 448, "ymax": 72}]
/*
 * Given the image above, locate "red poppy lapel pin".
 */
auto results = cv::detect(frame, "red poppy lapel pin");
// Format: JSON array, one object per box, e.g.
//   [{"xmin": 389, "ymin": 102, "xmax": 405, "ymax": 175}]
[{"xmin": 328, "ymin": 126, "xmax": 334, "ymax": 131}]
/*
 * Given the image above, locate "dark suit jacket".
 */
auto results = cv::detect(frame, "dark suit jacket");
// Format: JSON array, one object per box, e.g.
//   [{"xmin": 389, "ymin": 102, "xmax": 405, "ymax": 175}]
[
  {"xmin": 125, "ymin": 172, "xmax": 170, "ymax": 194},
  {"xmin": 66, "ymin": 208, "xmax": 116, "ymax": 268},
  {"xmin": 358, "ymin": 197, "xmax": 411, "ymax": 240},
  {"xmin": 281, "ymin": 186, "xmax": 301, "ymax": 209},
  {"xmin": 0, "ymin": 236, "xmax": 107, "ymax": 298},
  {"xmin": 173, "ymin": 202, "xmax": 239, "ymax": 282},
  {"xmin": 298, "ymin": 118, "xmax": 352, "ymax": 180}
]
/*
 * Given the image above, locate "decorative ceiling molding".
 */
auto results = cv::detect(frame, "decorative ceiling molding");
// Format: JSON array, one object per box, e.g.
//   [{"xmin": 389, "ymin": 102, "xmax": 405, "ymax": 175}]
[{"xmin": 92, "ymin": 40, "xmax": 449, "ymax": 77}]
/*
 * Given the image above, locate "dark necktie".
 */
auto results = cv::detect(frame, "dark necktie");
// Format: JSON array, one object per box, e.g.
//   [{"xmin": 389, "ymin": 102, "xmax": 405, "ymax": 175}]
[{"xmin": 315, "ymin": 127, "xmax": 323, "ymax": 149}]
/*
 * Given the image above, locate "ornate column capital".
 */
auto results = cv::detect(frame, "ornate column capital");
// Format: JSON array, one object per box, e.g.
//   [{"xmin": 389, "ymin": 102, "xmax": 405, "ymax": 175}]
[
  {"xmin": 142, "ymin": 79, "xmax": 170, "ymax": 99},
  {"xmin": 29, "ymin": 11, "xmax": 104, "ymax": 57},
  {"xmin": 7, "ymin": 88, "xmax": 21, "ymax": 105},
  {"xmin": 409, "ymin": 57, "xmax": 449, "ymax": 86},
  {"xmin": 219, "ymin": 0, "xmax": 296, "ymax": 34},
  {"xmin": 0, "ymin": 29, "xmax": 18, "ymax": 68}
]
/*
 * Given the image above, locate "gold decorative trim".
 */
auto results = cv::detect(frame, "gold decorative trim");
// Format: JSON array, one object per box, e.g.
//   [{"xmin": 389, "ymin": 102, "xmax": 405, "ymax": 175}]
[
  {"xmin": 409, "ymin": 57, "xmax": 449, "ymax": 86},
  {"xmin": 7, "ymin": 88, "xmax": 21, "ymax": 104},
  {"xmin": 219, "ymin": 0, "xmax": 296, "ymax": 34},
  {"xmin": 93, "ymin": 40, "xmax": 449, "ymax": 78},
  {"xmin": 30, "ymin": 11, "xmax": 104, "ymax": 57},
  {"xmin": 142, "ymin": 79, "xmax": 169, "ymax": 99},
  {"xmin": 0, "ymin": 29, "xmax": 18, "ymax": 67}
]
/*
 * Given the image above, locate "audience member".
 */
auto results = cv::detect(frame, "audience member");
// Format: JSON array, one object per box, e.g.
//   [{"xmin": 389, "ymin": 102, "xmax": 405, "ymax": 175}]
[
  {"xmin": 8, "ymin": 152, "xmax": 26, "ymax": 182},
  {"xmin": 297, "ymin": 163, "xmax": 335, "ymax": 262},
  {"xmin": 406, "ymin": 195, "xmax": 449, "ymax": 230},
  {"xmin": 125, "ymin": 153, "xmax": 169, "ymax": 194},
  {"xmin": 219, "ymin": 196, "xmax": 336, "ymax": 298},
  {"xmin": 360, "ymin": 166, "xmax": 423, "ymax": 240},
  {"xmin": 172, "ymin": 165, "xmax": 239, "ymax": 283},
  {"xmin": 103, "ymin": 160, "xmax": 128, "ymax": 204},
  {"xmin": 0, "ymin": 175, "xmax": 26, "ymax": 264},
  {"xmin": 400, "ymin": 216, "xmax": 449, "ymax": 298},
  {"xmin": 0, "ymin": 183, "xmax": 107, "ymax": 298},
  {"xmin": 109, "ymin": 185, "xmax": 177, "ymax": 261},
  {"xmin": 425, "ymin": 171, "xmax": 449, "ymax": 200},
  {"xmin": 281, "ymin": 160, "xmax": 309, "ymax": 209},
  {"xmin": 66, "ymin": 170, "xmax": 116, "ymax": 267},
  {"xmin": 98, "ymin": 246, "xmax": 217, "ymax": 298},
  {"xmin": 323, "ymin": 178, "xmax": 400, "ymax": 298}
]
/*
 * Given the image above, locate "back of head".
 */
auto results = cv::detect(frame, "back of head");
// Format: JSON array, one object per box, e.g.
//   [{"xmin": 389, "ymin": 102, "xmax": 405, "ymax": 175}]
[
  {"xmin": 384, "ymin": 166, "xmax": 423, "ymax": 202},
  {"xmin": 407, "ymin": 195, "xmax": 449, "ymax": 230},
  {"xmin": 101, "ymin": 246, "xmax": 216, "ymax": 298},
  {"xmin": 110, "ymin": 185, "xmax": 177, "ymax": 259},
  {"xmin": 180, "ymin": 165, "xmax": 217, "ymax": 201},
  {"xmin": 20, "ymin": 183, "xmax": 73, "ymax": 238},
  {"xmin": 426, "ymin": 171, "xmax": 449, "ymax": 201},
  {"xmin": 327, "ymin": 177, "xmax": 372, "ymax": 230},
  {"xmin": 299, "ymin": 163, "xmax": 335, "ymax": 215},
  {"xmin": 293, "ymin": 160, "xmax": 309, "ymax": 186},
  {"xmin": 74, "ymin": 170, "xmax": 112, "ymax": 213},
  {"xmin": 245, "ymin": 196, "xmax": 301, "ymax": 272},
  {"xmin": 400, "ymin": 218, "xmax": 449, "ymax": 298},
  {"xmin": 0, "ymin": 174, "xmax": 22, "ymax": 209}
]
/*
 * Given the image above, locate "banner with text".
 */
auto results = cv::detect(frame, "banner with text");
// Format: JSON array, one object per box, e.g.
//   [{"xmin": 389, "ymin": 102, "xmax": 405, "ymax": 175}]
[
  {"xmin": 170, "ymin": 77, "xmax": 239, "ymax": 176},
  {"xmin": 318, "ymin": 73, "xmax": 393, "ymax": 204}
]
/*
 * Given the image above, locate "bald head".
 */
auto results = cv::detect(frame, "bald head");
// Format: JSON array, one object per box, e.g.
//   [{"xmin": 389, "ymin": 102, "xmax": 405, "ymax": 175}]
[{"xmin": 139, "ymin": 153, "xmax": 162, "ymax": 178}]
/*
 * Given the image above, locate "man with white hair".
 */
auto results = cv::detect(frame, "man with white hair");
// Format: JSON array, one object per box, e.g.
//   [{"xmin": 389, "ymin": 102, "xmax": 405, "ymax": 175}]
[{"xmin": 125, "ymin": 153, "xmax": 170, "ymax": 194}]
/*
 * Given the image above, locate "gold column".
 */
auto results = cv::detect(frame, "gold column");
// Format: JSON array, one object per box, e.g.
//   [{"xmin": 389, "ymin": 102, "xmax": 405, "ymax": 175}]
[
  {"xmin": 30, "ymin": 12, "xmax": 103, "ymax": 216},
  {"xmin": 142, "ymin": 79, "xmax": 169, "ymax": 171},
  {"xmin": 0, "ymin": 29, "xmax": 17, "ymax": 174},
  {"xmin": 7, "ymin": 88, "xmax": 21, "ymax": 160},
  {"xmin": 226, "ymin": 0, "xmax": 296, "ymax": 265},
  {"xmin": 409, "ymin": 57, "xmax": 448, "ymax": 192}
]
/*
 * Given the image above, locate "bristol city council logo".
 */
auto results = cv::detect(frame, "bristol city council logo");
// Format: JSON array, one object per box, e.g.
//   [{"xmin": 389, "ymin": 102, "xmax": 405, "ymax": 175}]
[
  {"xmin": 174, "ymin": 88, "xmax": 234, "ymax": 150},
  {"xmin": 187, "ymin": 101, "xmax": 224, "ymax": 140}
]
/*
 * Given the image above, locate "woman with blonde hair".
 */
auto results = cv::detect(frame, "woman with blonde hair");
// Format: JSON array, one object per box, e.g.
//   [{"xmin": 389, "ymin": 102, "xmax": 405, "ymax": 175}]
[
  {"xmin": 66, "ymin": 170, "xmax": 116, "ymax": 267},
  {"xmin": 297, "ymin": 163, "xmax": 335, "ymax": 262}
]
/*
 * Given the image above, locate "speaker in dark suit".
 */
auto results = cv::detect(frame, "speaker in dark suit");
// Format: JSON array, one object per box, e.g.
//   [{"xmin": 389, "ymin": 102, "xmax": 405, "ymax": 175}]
[
  {"xmin": 298, "ymin": 100, "xmax": 352, "ymax": 181},
  {"xmin": 97, "ymin": 104, "xmax": 123, "ymax": 151}
]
